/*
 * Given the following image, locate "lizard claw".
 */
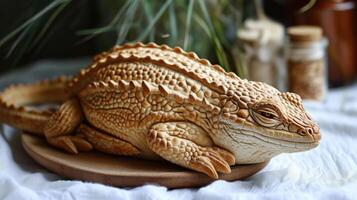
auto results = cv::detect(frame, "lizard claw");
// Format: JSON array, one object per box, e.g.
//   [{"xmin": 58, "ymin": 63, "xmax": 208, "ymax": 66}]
[
  {"xmin": 190, "ymin": 146, "xmax": 234, "ymax": 179},
  {"xmin": 212, "ymin": 147, "xmax": 236, "ymax": 166},
  {"xmin": 191, "ymin": 156, "xmax": 219, "ymax": 179},
  {"xmin": 47, "ymin": 135, "xmax": 93, "ymax": 154},
  {"xmin": 71, "ymin": 136, "xmax": 93, "ymax": 152}
]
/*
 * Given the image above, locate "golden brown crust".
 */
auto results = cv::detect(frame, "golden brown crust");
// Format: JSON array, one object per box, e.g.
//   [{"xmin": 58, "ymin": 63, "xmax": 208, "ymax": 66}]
[
  {"xmin": 0, "ymin": 42, "xmax": 320, "ymax": 179},
  {"xmin": 68, "ymin": 42, "xmax": 240, "ymax": 95}
]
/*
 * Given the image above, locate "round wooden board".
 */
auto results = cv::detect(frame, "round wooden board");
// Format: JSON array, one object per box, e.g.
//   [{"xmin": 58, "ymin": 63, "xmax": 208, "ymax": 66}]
[{"xmin": 22, "ymin": 132, "xmax": 269, "ymax": 188}]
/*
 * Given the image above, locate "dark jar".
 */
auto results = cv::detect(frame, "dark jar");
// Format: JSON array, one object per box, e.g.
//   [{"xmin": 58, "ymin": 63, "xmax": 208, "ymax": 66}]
[{"xmin": 288, "ymin": 0, "xmax": 357, "ymax": 87}]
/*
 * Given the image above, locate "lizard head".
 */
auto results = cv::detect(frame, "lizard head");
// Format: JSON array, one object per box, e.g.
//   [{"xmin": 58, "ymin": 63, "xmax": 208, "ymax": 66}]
[{"xmin": 216, "ymin": 81, "xmax": 321, "ymax": 164}]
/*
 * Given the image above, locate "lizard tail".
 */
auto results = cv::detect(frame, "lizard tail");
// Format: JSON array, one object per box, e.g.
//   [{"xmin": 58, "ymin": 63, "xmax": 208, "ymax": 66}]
[{"xmin": 0, "ymin": 76, "xmax": 71, "ymax": 135}]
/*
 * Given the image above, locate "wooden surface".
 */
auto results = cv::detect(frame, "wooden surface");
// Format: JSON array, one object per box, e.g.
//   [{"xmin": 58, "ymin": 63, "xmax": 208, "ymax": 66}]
[{"xmin": 21, "ymin": 132, "xmax": 269, "ymax": 188}]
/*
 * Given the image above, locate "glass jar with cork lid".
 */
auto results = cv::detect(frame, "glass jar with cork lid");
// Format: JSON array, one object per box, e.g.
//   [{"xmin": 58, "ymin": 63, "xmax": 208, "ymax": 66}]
[{"xmin": 286, "ymin": 26, "xmax": 328, "ymax": 100}]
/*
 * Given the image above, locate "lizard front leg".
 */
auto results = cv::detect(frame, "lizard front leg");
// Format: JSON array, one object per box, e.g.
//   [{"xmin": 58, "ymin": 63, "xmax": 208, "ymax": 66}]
[
  {"xmin": 44, "ymin": 99, "xmax": 92, "ymax": 153},
  {"xmin": 146, "ymin": 122, "xmax": 235, "ymax": 179}
]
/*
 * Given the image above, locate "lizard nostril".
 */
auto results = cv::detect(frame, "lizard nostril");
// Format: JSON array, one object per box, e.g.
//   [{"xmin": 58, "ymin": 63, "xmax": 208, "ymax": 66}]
[
  {"xmin": 298, "ymin": 129, "xmax": 307, "ymax": 135},
  {"xmin": 307, "ymin": 128, "xmax": 313, "ymax": 135},
  {"xmin": 309, "ymin": 126, "xmax": 321, "ymax": 141}
]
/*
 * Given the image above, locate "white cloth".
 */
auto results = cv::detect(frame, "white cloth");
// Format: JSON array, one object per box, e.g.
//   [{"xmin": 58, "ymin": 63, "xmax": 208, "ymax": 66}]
[{"xmin": 1, "ymin": 59, "xmax": 357, "ymax": 200}]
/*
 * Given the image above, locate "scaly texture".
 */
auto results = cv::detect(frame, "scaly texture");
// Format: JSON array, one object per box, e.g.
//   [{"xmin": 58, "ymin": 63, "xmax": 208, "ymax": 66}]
[
  {"xmin": 0, "ymin": 43, "xmax": 321, "ymax": 179},
  {"xmin": 0, "ymin": 76, "xmax": 70, "ymax": 134}
]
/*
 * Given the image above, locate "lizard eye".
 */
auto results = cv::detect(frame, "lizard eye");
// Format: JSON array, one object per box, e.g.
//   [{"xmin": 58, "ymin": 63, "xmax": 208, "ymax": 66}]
[
  {"xmin": 259, "ymin": 111, "xmax": 277, "ymax": 119},
  {"xmin": 250, "ymin": 107, "xmax": 281, "ymax": 128}
]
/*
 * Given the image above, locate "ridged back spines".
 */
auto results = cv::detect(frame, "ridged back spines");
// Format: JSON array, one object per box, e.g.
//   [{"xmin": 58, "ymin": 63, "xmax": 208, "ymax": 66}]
[{"xmin": 68, "ymin": 42, "xmax": 242, "ymax": 96}]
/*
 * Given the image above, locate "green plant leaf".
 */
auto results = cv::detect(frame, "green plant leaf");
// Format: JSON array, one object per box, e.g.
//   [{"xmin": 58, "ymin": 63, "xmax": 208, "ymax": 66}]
[
  {"xmin": 0, "ymin": 0, "xmax": 245, "ymax": 76},
  {"xmin": 183, "ymin": 0, "xmax": 194, "ymax": 50},
  {"xmin": 135, "ymin": 0, "xmax": 173, "ymax": 42},
  {"xmin": 197, "ymin": 1, "xmax": 214, "ymax": 30},
  {"xmin": 0, "ymin": 0, "xmax": 70, "ymax": 47},
  {"xmin": 12, "ymin": 21, "xmax": 40, "ymax": 66},
  {"xmin": 300, "ymin": 0, "xmax": 317, "ymax": 13},
  {"xmin": 116, "ymin": 0, "xmax": 139, "ymax": 44},
  {"xmin": 76, "ymin": 0, "xmax": 132, "ymax": 36},
  {"xmin": 29, "ymin": 0, "xmax": 71, "ymax": 51},
  {"xmin": 195, "ymin": 2, "xmax": 231, "ymax": 72},
  {"xmin": 231, "ymin": 46, "xmax": 246, "ymax": 78},
  {"xmin": 6, "ymin": 23, "xmax": 32, "ymax": 58},
  {"xmin": 194, "ymin": 15, "xmax": 210, "ymax": 38},
  {"xmin": 141, "ymin": 0, "xmax": 155, "ymax": 41},
  {"xmin": 76, "ymin": 26, "xmax": 114, "ymax": 36},
  {"xmin": 168, "ymin": 1, "xmax": 177, "ymax": 46}
]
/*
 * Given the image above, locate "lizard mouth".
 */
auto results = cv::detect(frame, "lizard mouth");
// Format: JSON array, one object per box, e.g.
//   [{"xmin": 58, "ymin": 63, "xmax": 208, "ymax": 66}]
[{"xmin": 223, "ymin": 123, "xmax": 319, "ymax": 150}]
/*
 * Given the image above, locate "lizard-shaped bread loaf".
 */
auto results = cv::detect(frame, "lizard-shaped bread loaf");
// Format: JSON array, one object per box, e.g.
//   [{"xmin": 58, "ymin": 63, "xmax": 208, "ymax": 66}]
[{"xmin": 0, "ymin": 43, "xmax": 321, "ymax": 179}]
